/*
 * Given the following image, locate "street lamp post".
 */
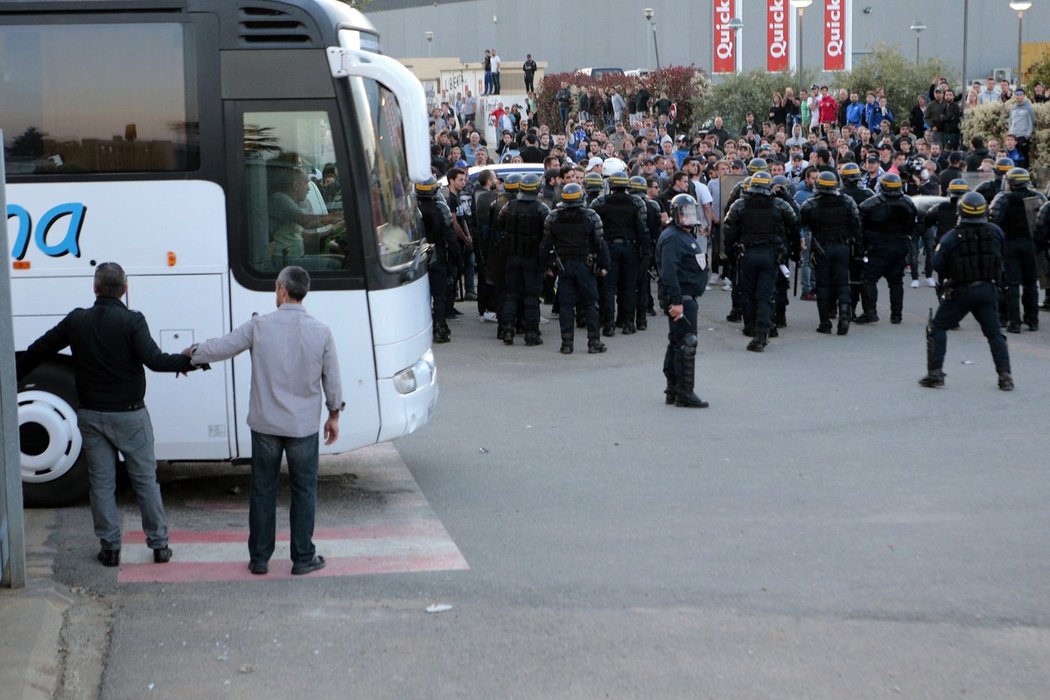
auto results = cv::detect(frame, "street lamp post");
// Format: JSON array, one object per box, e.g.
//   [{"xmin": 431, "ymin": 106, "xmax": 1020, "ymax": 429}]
[
  {"xmin": 425, "ymin": 31, "xmax": 433, "ymax": 58},
  {"xmin": 1010, "ymin": 1, "xmax": 1032, "ymax": 84},
  {"xmin": 644, "ymin": 8, "xmax": 660, "ymax": 71},
  {"xmin": 727, "ymin": 17, "xmax": 743, "ymax": 72},
  {"xmin": 790, "ymin": 0, "xmax": 813, "ymax": 96},
  {"xmin": 910, "ymin": 21, "xmax": 927, "ymax": 64}
]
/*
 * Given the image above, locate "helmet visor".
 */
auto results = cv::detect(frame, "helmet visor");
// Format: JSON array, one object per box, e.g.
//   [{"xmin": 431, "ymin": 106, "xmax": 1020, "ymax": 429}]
[{"xmin": 676, "ymin": 203, "xmax": 700, "ymax": 227}]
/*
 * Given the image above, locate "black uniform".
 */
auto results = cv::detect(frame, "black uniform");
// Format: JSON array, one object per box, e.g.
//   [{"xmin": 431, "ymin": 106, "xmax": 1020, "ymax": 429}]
[
  {"xmin": 858, "ymin": 192, "xmax": 920, "ymax": 323},
  {"xmin": 636, "ymin": 194, "xmax": 663, "ymax": 329},
  {"xmin": 772, "ymin": 186, "xmax": 800, "ymax": 330},
  {"xmin": 842, "ymin": 181, "xmax": 876, "ymax": 314},
  {"xmin": 723, "ymin": 191, "xmax": 801, "ymax": 349},
  {"xmin": 419, "ymin": 196, "xmax": 459, "ymax": 341},
  {"xmin": 497, "ymin": 196, "xmax": 551, "ymax": 344},
  {"xmin": 656, "ymin": 222, "xmax": 709, "ymax": 406},
  {"xmin": 800, "ymin": 190, "xmax": 861, "ymax": 334},
  {"xmin": 989, "ymin": 186, "xmax": 1048, "ymax": 331},
  {"xmin": 591, "ymin": 190, "xmax": 648, "ymax": 335},
  {"xmin": 540, "ymin": 205, "xmax": 610, "ymax": 352},
  {"xmin": 976, "ymin": 176, "xmax": 1005, "ymax": 205},
  {"xmin": 926, "ymin": 222, "xmax": 1010, "ymax": 380}
]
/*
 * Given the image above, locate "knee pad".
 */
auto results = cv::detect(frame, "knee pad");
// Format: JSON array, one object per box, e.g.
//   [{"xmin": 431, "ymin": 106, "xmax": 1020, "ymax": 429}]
[{"xmin": 683, "ymin": 333, "xmax": 698, "ymax": 359}]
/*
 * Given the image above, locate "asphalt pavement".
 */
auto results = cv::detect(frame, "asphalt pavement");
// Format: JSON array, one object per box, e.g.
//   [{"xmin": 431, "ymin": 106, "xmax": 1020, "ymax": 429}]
[{"xmin": 4, "ymin": 276, "xmax": 1050, "ymax": 699}]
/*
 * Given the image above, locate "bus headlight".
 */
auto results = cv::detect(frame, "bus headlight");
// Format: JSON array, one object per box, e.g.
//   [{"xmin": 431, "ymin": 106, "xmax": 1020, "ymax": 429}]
[
  {"xmin": 393, "ymin": 367, "xmax": 417, "ymax": 394},
  {"xmin": 392, "ymin": 351, "xmax": 435, "ymax": 395}
]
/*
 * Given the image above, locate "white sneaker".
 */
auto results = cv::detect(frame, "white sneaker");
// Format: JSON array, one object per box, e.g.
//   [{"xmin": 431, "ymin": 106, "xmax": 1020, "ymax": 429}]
[
  {"xmin": 539, "ymin": 316, "xmax": 550, "ymax": 325},
  {"xmin": 926, "ymin": 277, "xmax": 937, "ymax": 287},
  {"xmin": 722, "ymin": 279, "xmax": 733, "ymax": 292},
  {"xmin": 910, "ymin": 279, "xmax": 920, "ymax": 289},
  {"xmin": 481, "ymin": 311, "xmax": 498, "ymax": 322}
]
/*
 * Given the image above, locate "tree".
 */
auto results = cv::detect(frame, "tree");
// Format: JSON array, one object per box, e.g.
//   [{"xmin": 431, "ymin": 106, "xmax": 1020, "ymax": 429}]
[
  {"xmin": 836, "ymin": 44, "xmax": 955, "ymax": 125},
  {"xmin": 1023, "ymin": 53, "xmax": 1050, "ymax": 89},
  {"xmin": 691, "ymin": 70, "xmax": 817, "ymax": 134},
  {"xmin": 10, "ymin": 127, "xmax": 45, "ymax": 158}
]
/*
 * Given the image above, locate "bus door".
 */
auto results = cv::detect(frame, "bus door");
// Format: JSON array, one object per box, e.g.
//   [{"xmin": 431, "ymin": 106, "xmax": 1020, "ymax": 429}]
[{"xmin": 224, "ymin": 100, "xmax": 380, "ymax": 457}]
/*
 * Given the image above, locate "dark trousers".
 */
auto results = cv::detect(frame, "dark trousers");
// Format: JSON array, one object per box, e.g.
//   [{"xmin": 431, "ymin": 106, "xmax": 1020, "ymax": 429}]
[
  {"xmin": 739, "ymin": 246, "xmax": 778, "ymax": 333},
  {"xmin": 663, "ymin": 297, "xmax": 698, "ymax": 389},
  {"xmin": 863, "ymin": 238, "xmax": 909, "ymax": 317},
  {"xmin": 492, "ymin": 72, "xmax": 501, "ymax": 94},
  {"xmin": 524, "ymin": 74, "xmax": 535, "ymax": 92},
  {"xmin": 503, "ymin": 255, "xmax": 542, "ymax": 331},
  {"xmin": 814, "ymin": 242, "xmax": 852, "ymax": 315},
  {"xmin": 249, "ymin": 431, "xmax": 320, "ymax": 566},
  {"xmin": 1003, "ymin": 237, "xmax": 1040, "ymax": 324},
  {"xmin": 603, "ymin": 240, "xmax": 639, "ymax": 325},
  {"xmin": 909, "ymin": 227, "xmax": 936, "ymax": 280},
  {"xmin": 557, "ymin": 259, "xmax": 599, "ymax": 336},
  {"xmin": 484, "ymin": 70, "xmax": 492, "ymax": 94},
  {"xmin": 637, "ymin": 252, "xmax": 655, "ymax": 318},
  {"xmin": 429, "ymin": 254, "xmax": 447, "ymax": 329},
  {"xmin": 929, "ymin": 282, "xmax": 1010, "ymax": 373}
]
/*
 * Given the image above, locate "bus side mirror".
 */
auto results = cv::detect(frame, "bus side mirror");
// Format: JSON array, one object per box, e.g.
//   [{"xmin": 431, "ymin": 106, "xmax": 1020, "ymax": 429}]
[{"xmin": 327, "ymin": 47, "xmax": 431, "ymax": 184}]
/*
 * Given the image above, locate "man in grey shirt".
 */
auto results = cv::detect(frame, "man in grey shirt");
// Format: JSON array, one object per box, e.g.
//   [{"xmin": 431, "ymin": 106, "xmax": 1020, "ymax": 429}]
[{"xmin": 185, "ymin": 266, "xmax": 344, "ymax": 576}]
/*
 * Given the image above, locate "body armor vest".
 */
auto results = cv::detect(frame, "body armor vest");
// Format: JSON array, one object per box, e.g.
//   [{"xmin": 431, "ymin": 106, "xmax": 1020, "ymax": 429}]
[
  {"xmin": 843, "ymin": 183, "xmax": 874, "ymax": 208},
  {"xmin": 863, "ymin": 196, "xmax": 913, "ymax": 238},
  {"xmin": 948, "ymin": 223, "xmax": 1001, "ymax": 284},
  {"xmin": 418, "ymin": 199, "xmax": 449, "ymax": 248},
  {"xmin": 976, "ymin": 177, "xmax": 1003, "ymax": 204},
  {"xmin": 999, "ymin": 190, "xmax": 1036, "ymax": 241},
  {"xmin": 550, "ymin": 207, "xmax": 594, "ymax": 258},
  {"xmin": 738, "ymin": 196, "xmax": 782, "ymax": 245},
  {"xmin": 594, "ymin": 193, "xmax": 638, "ymax": 242},
  {"xmin": 503, "ymin": 200, "xmax": 546, "ymax": 258},
  {"xmin": 806, "ymin": 194, "xmax": 852, "ymax": 243},
  {"xmin": 931, "ymin": 199, "xmax": 958, "ymax": 236}
]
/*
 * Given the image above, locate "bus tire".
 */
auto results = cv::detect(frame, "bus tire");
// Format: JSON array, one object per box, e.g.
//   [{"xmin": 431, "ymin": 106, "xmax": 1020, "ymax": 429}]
[{"xmin": 18, "ymin": 361, "xmax": 90, "ymax": 508}]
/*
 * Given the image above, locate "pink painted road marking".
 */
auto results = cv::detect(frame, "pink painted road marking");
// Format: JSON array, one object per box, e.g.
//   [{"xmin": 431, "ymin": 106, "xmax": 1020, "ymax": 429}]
[{"xmin": 116, "ymin": 444, "xmax": 468, "ymax": 584}]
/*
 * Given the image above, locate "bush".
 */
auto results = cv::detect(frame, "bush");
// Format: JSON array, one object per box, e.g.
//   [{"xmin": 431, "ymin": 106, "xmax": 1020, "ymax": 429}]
[
  {"xmin": 536, "ymin": 66, "xmax": 709, "ymax": 134},
  {"xmin": 835, "ymin": 44, "xmax": 956, "ymax": 126},
  {"xmin": 961, "ymin": 101, "xmax": 1050, "ymax": 181},
  {"xmin": 691, "ymin": 69, "xmax": 817, "ymax": 134}
]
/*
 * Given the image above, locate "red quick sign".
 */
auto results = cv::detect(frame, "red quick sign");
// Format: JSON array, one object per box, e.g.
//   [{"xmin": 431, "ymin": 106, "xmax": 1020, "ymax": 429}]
[
  {"xmin": 712, "ymin": 0, "xmax": 738, "ymax": 74},
  {"xmin": 767, "ymin": 0, "xmax": 789, "ymax": 72},
  {"xmin": 824, "ymin": 0, "xmax": 847, "ymax": 71}
]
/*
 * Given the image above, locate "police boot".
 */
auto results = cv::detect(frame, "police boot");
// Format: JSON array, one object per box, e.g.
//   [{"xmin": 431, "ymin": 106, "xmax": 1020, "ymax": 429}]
[
  {"xmin": 746, "ymin": 331, "xmax": 768, "ymax": 352},
  {"xmin": 433, "ymin": 325, "xmax": 451, "ymax": 344},
  {"xmin": 998, "ymin": 372, "xmax": 1014, "ymax": 391},
  {"xmin": 602, "ymin": 323, "xmax": 616, "ymax": 337},
  {"xmin": 918, "ymin": 370, "xmax": 946, "ymax": 388},
  {"xmin": 636, "ymin": 312, "xmax": 648, "ymax": 331},
  {"xmin": 560, "ymin": 332, "xmax": 574, "ymax": 355},
  {"xmin": 726, "ymin": 307, "xmax": 742, "ymax": 323},
  {"xmin": 524, "ymin": 330, "xmax": 543, "ymax": 346},
  {"xmin": 587, "ymin": 337, "xmax": 607, "ymax": 354},
  {"xmin": 501, "ymin": 325, "xmax": 515, "ymax": 345},
  {"xmin": 855, "ymin": 285, "xmax": 878, "ymax": 324},
  {"xmin": 837, "ymin": 303, "xmax": 851, "ymax": 336},
  {"xmin": 774, "ymin": 309, "xmax": 787, "ymax": 328},
  {"xmin": 622, "ymin": 320, "xmax": 637, "ymax": 335},
  {"xmin": 768, "ymin": 323, "xmax": 779, "ymax": 338},
  {"xmin": 675, "ymin": 335, "xmax": 709, "ymax": 408},
  {"xmin": 816, "ymin": 306, "xmax": 832, "ymax": 334},
  {"xmin": 664, "ymin": 378, "xmax": 677, "ymax": 405},
  {"xmin": 828, "ymin": 305, "xmax": 837, "ymax": 320}
]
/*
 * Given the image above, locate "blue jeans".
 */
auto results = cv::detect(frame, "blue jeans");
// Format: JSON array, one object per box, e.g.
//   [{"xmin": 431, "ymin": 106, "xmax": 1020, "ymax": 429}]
[
  {"xmin": 78, "ymin": 408, "xmax": 168, "ymax": 551},
  {"xmin": 800, "ymin": 231, "xmax": 814, "ymax": 294},
  {"xmin": 249, "ymin": 431, "xmax": 319, "ymax": 566}
]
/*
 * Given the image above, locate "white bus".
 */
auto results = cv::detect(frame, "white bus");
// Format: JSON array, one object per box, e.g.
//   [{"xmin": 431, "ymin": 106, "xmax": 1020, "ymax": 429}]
[{"xmin": 2, "ymin": 0, "xmax": 438, "ymax": 507}]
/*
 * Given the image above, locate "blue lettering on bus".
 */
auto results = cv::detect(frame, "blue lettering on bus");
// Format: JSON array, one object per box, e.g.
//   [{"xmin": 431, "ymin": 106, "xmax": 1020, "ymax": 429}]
[{"xmin": 6, "ymin": 203, "xmax": 87, "ymax": 260}]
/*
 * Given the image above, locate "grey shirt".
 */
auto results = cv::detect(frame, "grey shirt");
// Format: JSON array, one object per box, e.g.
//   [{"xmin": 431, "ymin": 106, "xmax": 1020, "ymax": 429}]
[{"xmin": 190, "ymin": 304, "xmax": 344, "ymax": 438}]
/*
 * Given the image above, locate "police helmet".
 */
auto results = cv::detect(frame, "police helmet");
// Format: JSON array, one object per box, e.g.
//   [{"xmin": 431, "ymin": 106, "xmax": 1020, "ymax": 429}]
[
  {"xmin": 946, "ymin": 178, "xmax": 969, "ymax": 196},
  {"xmin": 958, "ymin": 191, "xmax": 988, "ymax": 222},
  {"xmin": 503, "ymin": 173, "xmax": 522, "ymax": 191},
  {"xmin": 879, "ymin": 172, "xmax": 903, "ymax": 196},
  {"xmin": 583, "ymin": 171, "xmax": 604, "ymax": 193},
  {"xmin": 518, "ymin": 173, "xmax": 541, "ymax": 199},
  {"xmin": 840, "ymin": 162, "xmax": 862, "ymax": 182},
  {"xmin": 628, "ymin": 175, "xmax": 648, "ymax": 193},
  {"xmin": 816, "ymin": 171, "xmax": 840, "ymax": 194},
  {"xmin": 771, "ymin": 174, "xmax": 791, "ymax": 192},
  {"xmin": 1005, "ymin": 167, "xmax": 1031, "ymax": 186},
  {"xmin": 994, "ymin": 157, "xmax": 1015, "ymax": 174},
  {"xmin": 670, "ymin": 193, "xmax": 700, "ymax": 228},
  {"xmin": 608, "ymin": 171, "xmax": 630, "ymax": 190},
  {"xmin": 601, "ymin": 157, "xmax": 628, "ymax": 177},
  {"xmin": 560, "ymin": 182, "xmax": 584, "ymax": 206},
  {"xmin": 415, "ymin": 176, "xmax": 440, "ymax": 198},
  {"xmin": 748, "ymin": 171, "xmax": 773, "ymax": 195},
  {"xmin": 747, "ymin": 157, "xmax": 769, "ymax": 174}
]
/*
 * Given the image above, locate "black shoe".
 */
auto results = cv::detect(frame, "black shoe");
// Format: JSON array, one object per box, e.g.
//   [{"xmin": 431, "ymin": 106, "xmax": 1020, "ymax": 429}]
[
  {"xmin": 622, "ymin": 321, "xmax": 636, "ymax": 335},
  {"xmin": 501, "ymin": 327, "xmax": 514, "ymax": 345},
  {"xmin": 774, "ymin": 312, "xmax": 787, "ymax": 328},
  {"xmin": 768, "ymin": 325, "xmax": 779, "ymax": 338},
  {"xmin": 664, "ymin": 386, "xmax": 676, "ymax": 405},
  {"xmin": 636, "ymin": 317, "xmax": 648, "ymax": 331},
  {"xmin": 291, "ymin": 555, "xmax": 326, "ymax": 576},
  {"xmin": 524, "ymin": 332, "xmax": 543, "ymax": 346},
  {"xmin": 153, "ymin": 546, "xmax": 172, "ymax": 564},
  {"xmin": 816, "ymin": 321, "xmax": 833, "ymax": 334},
  {"xmin": 602, "ymin": 324, "xmax": 616, "ymax": 337},
  {"xmin": 1026, "ymin": 321, "xmax": 1038, "ymax": 332},
  {"xmin": 675, "ymin": 392, "xmax": 710, "ymax": 408},
  {"xmin": 248, "ymin": 560, "xmax": 269, "ymax": 575},
  {"xmin": 1041, "ymin": 300, "xmax": 1050, "ymax": 311},
  {"xmin": 746, "ymin": 337, "xmax": 767, "ymax": 352},
  {"xmin": 447, "ymin": 308, "xmax": 463, "ymax": 319},
  {"xmin": 560, "ymin": 340, "xmax": 574, "ymax": 354},
  {"xmin": 1007, "ymin": 321, "xmax": 1022, "ymax": 334},
  {"xmin": 742, "ymin": 325, "xmax": 754, "ymax": 337},
  {"xmin": 854, "ymin": 313, "xmax": 878, "ymax": 324},
  {"xmin": 998, "ymin": 372, "xmax": 1014, "ymax": 391},
  {"xmin": 647, "ymin": 308, "xmax": 657, "ymax": 316},
  {"xmin": 433, "ymin": 330, "xmax": 451, "ymax": 344},
  {"xmin": 97, "ymin": 549, "xmax": 120, "ymax": 567},
  {"xmin": 918, "ymin": 370, "xmax": 946, "ymax": 388},
  {"xmin": 588, "ymin": 340, "xmax": 607, "ymax": 354},
  {"xmin": 837, "ymin": 317, "xmax": 850, "ymax": 336},
  {"xmin": 890, "ymin": 314, "xmax": 902, "ymax": 324},
  {"xmin": 726, "ymin": 309, "xmax": 742, "ymax": 323}
]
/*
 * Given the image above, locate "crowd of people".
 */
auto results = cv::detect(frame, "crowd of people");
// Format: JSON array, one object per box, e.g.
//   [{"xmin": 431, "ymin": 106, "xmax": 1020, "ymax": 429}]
[{"xmin": 422, "ymin": 70, "xmax": 1050, "ymax": 397}]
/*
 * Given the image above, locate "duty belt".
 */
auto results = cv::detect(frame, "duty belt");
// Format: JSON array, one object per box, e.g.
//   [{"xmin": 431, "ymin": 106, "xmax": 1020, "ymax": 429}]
[{"xmin": 82, "ymin": 401, "xmax": 146, "ymax": 413}]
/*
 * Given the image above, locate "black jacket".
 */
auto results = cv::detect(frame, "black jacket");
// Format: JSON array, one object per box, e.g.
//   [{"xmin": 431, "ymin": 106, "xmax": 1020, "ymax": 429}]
[{"xmin": 17, "ymin": 296, "xmax": 194, "ymax": 411}]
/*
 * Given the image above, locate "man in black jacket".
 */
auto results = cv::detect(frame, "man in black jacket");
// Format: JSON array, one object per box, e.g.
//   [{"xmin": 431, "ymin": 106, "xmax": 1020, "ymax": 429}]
[{"xmin": 17, "ymin": 263, "xmax": 198, "ymax": 567}]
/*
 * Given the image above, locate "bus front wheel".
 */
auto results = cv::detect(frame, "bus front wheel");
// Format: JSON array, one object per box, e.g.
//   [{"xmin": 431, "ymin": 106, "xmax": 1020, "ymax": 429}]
[{"xmin": 18, "ymin": 362, "xmax": 90, "ymax": 508}]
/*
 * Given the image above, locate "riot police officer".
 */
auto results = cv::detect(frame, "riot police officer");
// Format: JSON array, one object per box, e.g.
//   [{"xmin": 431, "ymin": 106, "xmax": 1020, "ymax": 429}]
[
  {"xmin": 920, "ymin": 192, "xmax": 1012, "ymax": 391},
  {"xmin": 800, "ymin": 171, "xmax": 861, "ymax": 335},
  {"xmin": 656, "ymin": 194, "xmax": 710, "ymax": 408},
  {"xmin": 630, "ymin": 175, "xmax": 662, "ymax": 331},
  {"xmin": 771, "ymin": 174, "xmax": 799, "ymax": 332},
  {"xmin": 497, "ymin": 173, "xmax": 551, "ymax": 346},
  {"xmin": 857, "ymin": 172, "xmax": 920, "ymax": 325},
  {"xmin": 976, "ymin": 157, "xmax": 1014, "ymax": 205},
  {"xmin": 723, "ymin": 171, "xmax": 801, "ymax": 352},
  {"xmin": 989, "ymin": 167, "xmax": 1048, "ymax": 332},
  {"xmin": 926, "ymin": 179, "xmax": 970, "ymax": 245},
  {"xmin": 591, "ymin": 171, "xmax": 648, "ymax": 336},
  {"xmin": 583, "ymin": 172, "xmax": 605, "ymax": 206},
  {"xmin": 840, "ymin": 162, "xmax": 875, "ymax": 318},
  {"xmin": 416, "ymin": 177, "xmax": 459, "ymax": 343},
  {"xmin": 540, "ymin": 183, "xmax": 610, "ymax": 354}
]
